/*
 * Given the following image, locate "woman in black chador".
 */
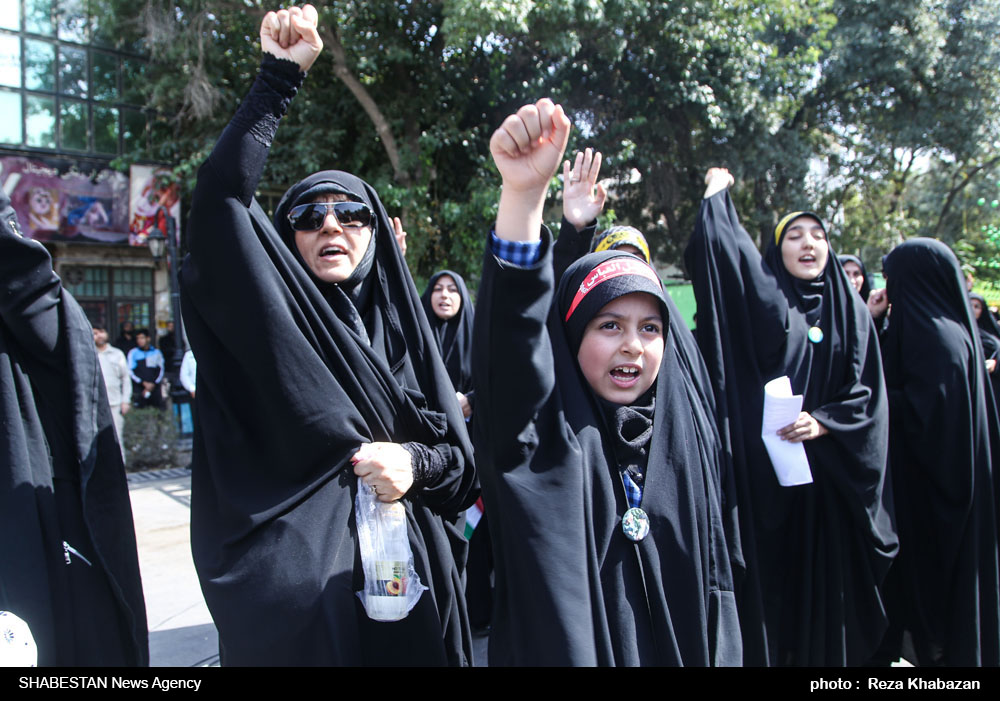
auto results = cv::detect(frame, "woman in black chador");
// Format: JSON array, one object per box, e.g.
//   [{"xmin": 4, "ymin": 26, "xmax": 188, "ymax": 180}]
[
  {"xmin": 179, "ymin": 6, "xmax": 476, "ymax": 666},
  {"xmin": 422, "ymin": 271, "xmax": 475, "ymax": 418},
  {"xmin": 421, "ymin": 270, "xmax": 491, "ymax": 628},
  {"xmin": 473, "ymin": 100, "xmax": 741, "ymax": 666},
  {"xmin": 1, "ymin": 188, "xmax": 147, "ymax": 666},
  {"xmin": 684, "ymin": 168, "xmax": 897, "ymax": 666},
  {"xmin": 880, "ymin": 239, "xmax": 1000, "ymax": 667}
]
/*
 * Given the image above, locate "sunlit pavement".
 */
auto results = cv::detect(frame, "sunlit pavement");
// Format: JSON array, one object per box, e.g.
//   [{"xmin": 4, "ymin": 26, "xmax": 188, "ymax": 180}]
[{"xmin": 128, "ymin": 468, "xmax": 219, "ymax": 667}]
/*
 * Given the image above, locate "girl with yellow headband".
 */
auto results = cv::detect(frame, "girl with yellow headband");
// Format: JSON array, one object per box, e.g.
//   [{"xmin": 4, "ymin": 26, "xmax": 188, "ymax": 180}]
[{"xmin": 684, "ymin": 168, "xmax": 897, "ymax": 666}]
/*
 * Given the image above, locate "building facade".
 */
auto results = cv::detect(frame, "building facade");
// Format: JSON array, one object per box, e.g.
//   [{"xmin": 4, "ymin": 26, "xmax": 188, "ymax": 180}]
[{"xmin": 1, "ymin": 0, "xmax": 175, "ymax": 338}]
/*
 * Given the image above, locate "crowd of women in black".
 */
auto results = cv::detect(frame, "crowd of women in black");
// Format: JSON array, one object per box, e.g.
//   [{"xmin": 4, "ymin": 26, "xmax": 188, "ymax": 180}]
[{"xmin": 3, "ymin": 4, "xmax": 998, "ymax": 668}]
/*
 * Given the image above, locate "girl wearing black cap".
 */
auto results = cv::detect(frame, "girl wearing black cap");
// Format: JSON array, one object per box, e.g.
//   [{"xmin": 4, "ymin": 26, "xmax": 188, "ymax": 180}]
[
  {"xmin": 473, "ymin": 100, "xmax": 741, "ymax": 666},
  {"xmin": 684, "ymin": 168, "xmax": 896, "ymax": 666},
  {"xmin": 179, "ymin": 6, "xmax": 476, "ymax": 666},
  {"xmin": 880, "ymin": 240, "xmax": 1000, "ymax": 666}
]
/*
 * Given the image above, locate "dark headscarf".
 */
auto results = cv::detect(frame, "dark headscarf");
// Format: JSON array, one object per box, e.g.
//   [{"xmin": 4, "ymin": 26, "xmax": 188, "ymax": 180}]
[
  {"xmin": 180, "ymin": 59, "xmax": 476, "ymax": 666},
  {"xmin": 880, "ymin": 238, "xmax": 1000, "ymax": 666},
  {"xmin": 685, "ymin": 191, "xmax": 896, "ymax": 666},
  {"xmin": 969, "ymin": 292, "xmax": 1000, "ymax": 339},
  {"xmin": 421, "ymin": 270, "xmax": 475, "ymax": 395},
  {"xmin": 838, "ymin": 254, "xmax": 873, "ymax": 302}
]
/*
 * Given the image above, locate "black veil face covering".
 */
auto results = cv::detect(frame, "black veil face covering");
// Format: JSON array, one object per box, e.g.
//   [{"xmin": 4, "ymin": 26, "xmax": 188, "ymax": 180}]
[{"xmin": 879, "ymin": 237, "xmax": 1000, "ymax": 666}]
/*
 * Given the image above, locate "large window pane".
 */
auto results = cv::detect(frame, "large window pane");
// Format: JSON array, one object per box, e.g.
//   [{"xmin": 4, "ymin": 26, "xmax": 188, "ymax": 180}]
[
  {"xmin": 26, "ymin": 94, "xmax": 56, "ymax": 147},
  {"xmin": 93, "ymin": 104, "xmax": 118, "ymax": 153},
  {"xmin": 0, "ymin": 33, "xmax": 20, "ymax": 87},
  {"xmin": 91, "ymin": 50, "xmax": 117, "ymax": 101},
  {"xmin": 25, "ymin": 0, "xmax": 56, "ymax": 36},
  {"xmin": 58, "ymin": 0, "xmax": 89, "ymax": 43},
  {"xmin": 0, "ymin": 3, "xmax": 19, "ymax": 31},
  {"xmin": 58, "ymin": 44, "xmax": 87, "ymax": 96},
  {"xmin": 59, "ymin": 98, "xmax": 88, "ymax": 149},
  {"xmin": 66, "ymin": 267, "xmax": 109, "ymax": 298},
  {"xmin": 114, "ymin": 268, "xmax": 153, "ymax": 297},
  {"xmin": 122, "ymin": 108, "xmax": 146, "ymax": 154},
  {"xmin": 0, "ymin": 90, "xmax": 23, "ymax": 144},
  {"xmin": 25, "ymin": 39, "xmax": 56, "ymax": 91}
]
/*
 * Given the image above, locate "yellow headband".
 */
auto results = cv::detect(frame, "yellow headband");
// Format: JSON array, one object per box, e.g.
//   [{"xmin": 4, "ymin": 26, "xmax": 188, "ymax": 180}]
[
  {"xmin": 594, "ymin": 228, "xmax": 652, "ymax": 263},
  {"xmin": 774, "ymin": 211, "xmax": 824, "ymax": 245}
]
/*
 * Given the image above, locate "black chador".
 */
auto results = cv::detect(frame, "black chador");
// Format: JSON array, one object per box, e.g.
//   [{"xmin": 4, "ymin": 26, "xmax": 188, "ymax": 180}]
[
  {"xmin": 880, "ymin": 239, "xmax": 1000, "ymax": 667},
  {"xmin": 473, "ymin": 233, "xmax": 742, "ymax": 666},
  {"xmin": 684, "ymin": 190, "xmax": 896, "ymax": 666},
  {"xmin": 0, "ymin": 189, "xmax": 147, "ymax": 666},
  {"xmin": 179, "ymin": 56, "xmax": 477, "ymax": 666}
]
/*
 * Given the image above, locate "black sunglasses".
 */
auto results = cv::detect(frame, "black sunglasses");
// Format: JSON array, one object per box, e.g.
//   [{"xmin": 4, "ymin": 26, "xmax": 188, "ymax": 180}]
[{"xmin": 287, "ymin": 201, "xmax": 374, "ymax": 232}]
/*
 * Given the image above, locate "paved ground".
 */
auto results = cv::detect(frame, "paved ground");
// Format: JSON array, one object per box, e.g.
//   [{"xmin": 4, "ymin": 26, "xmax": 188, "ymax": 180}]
[
  {"xmin": 127, "ymin": 468, "xmax": 219, "ymax": 667},
  {"xmin": 127, "ymin": 468, "xmax": 488, "ymax": 667}
]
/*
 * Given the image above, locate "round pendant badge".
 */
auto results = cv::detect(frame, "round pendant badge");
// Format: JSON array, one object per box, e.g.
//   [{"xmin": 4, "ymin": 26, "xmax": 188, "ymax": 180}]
[
  {"xmin": 808, "ymin": 326, "xmax": 824, "ymax": 344},
  {"xmin": 622, "ymin": 507, "xmax": 650, "ymax": 542}
]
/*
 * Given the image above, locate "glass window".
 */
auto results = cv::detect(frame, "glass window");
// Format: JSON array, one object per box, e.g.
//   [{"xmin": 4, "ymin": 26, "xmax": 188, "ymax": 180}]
[
  {"xmin": 66, "ymin": 266, "xmax": 109, "ymax": 298},
  {"xmin": 78, "ymin": 300, "xmax": 108, "ymax": 329},
  {"xmin": 0, "ymin": 90, "xmax": 23, "ymax": 144},
  {"xmin": 93, "ymin": 104, "xmax": 117, "ymax": 153},
  {"xmin": 58, "ymin": 44, "xmax": 87, "ymax": 96},
  {"xmin": 24, "ymin": 39, "xmax": 56, "ymax": 91},
  {"xmin": 122, "ymin": 107, "xmax": 146, "ymax": 154},
  {"xmin": 0, "ymin": 33, "xmax": 20, "ymax": 87},
  {"xmin": 91, "ymin": 50, "xmax": 117, "ymax": 100},
  {"xmin": 26, "ymin": 94, "xmax": 56, "ymax": 147},
  {"xmin": 0, "ymin": 3, "xmax": 19, "ymax": 31},
  {"xmin": 59, "ymin": 98, "xmax": 88, "ymax": 149},
  {"xmin": 25, "ymin": 0, "xmax": 56, "ymax": 36},
  {"xmin": 117, "ymin": 301, "xmax": 150, "ymax": 330},
  {"xmin": 114, "ymin": 268, "xmax": 153, "ymax": 297},
  {"xmin": 57, "ymin": 0, "xmax": 88, "ymax": 44}
]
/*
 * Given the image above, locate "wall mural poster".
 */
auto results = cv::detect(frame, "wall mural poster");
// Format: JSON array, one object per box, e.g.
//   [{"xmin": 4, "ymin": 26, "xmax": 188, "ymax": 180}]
[
  {"xmin": 0, "ymin": 156, "xmax": 130, "ymax": 243},
  {"xmin": 129, "ymin": 165, "xmax": 181, "ymax": 247}
]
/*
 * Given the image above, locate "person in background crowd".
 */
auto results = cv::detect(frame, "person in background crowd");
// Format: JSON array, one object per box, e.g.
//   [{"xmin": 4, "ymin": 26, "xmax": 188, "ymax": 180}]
[
  {"xmin": 159, "ymin": 320, "xmax": 180, "ymax": 375},
  {"xmin": 93, "ymin": 326, "xmax": 131, "ymax": 463},
  {"xmin": 685, "ymin": 167, "xmax": 896, "ymax": 666},
  {"xmin": 127, "ymin": 329, "xmax": 165, "ymax": 410},
  {"xmin": 1, "ymin": 187, "xmax": 148, "ymax": 666},
  {"xmin": 422, "ymin": 271, "xmax": 475, "ymax": 419},
  {"xmin": 879, "ymin": 239, "xmax": 1000, "ymax": 667},
  {"xmin": 115, "ymin": 320, "xmax": 136, "ymax": 354},
  {"xmin": 179, "ymin": 6, "xmax": 476, "ymax": 666},
  {"xmin": 838, "ymin": 255, "xmax": 872, "ymax": 302}
]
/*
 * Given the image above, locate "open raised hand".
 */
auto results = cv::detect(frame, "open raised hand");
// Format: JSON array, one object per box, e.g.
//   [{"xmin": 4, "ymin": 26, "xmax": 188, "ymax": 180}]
[{"xmin": 562, "ymin": 148, "xmax": 607, "ymax": 231}]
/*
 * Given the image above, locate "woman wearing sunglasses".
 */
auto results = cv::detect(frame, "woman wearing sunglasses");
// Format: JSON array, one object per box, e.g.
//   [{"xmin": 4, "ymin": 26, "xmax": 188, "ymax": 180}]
[{"xmin": 179, "ymin": 6, "xmax": 477, "ymax": 666}]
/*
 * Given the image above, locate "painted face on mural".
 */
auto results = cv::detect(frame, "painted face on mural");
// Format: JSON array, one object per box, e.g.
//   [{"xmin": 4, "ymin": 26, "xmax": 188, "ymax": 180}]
[{"xmin": 29, "ymin": 188, "xmax": 54, "ymax": 216}]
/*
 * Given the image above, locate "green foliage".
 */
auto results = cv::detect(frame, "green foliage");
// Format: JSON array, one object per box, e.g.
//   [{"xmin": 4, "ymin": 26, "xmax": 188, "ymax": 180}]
[
  {"xmin": 93, "ymin": 0, "xmax": 1000, "ymax": 286},
  {"xmin": 123, "ymin": 407, "xmax": 180, "ymax": 471}
]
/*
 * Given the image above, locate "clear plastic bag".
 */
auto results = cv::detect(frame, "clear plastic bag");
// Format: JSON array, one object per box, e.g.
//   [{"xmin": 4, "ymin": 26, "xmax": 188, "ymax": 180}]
[{"xmin": 355, "ymin": 478, "xmax": 427, "ymax": 621}]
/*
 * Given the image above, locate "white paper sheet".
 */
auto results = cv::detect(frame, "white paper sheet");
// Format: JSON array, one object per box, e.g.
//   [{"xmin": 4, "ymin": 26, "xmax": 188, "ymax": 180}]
[{"xmin": 761, "ymin": 376, "xmax": 813, "ymax": 486}]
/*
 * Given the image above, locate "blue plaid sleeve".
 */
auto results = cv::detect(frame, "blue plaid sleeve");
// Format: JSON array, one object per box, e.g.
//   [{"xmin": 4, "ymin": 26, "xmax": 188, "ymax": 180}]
[{"xmin": 489, "ymin": 229, "xmax": 543, "ymax": 266}]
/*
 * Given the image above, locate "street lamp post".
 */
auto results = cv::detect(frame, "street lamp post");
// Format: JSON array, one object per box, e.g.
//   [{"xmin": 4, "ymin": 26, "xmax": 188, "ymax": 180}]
[{"xmin": 145, "ymin": 208, "xmax": 186, "ymax": 373}]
